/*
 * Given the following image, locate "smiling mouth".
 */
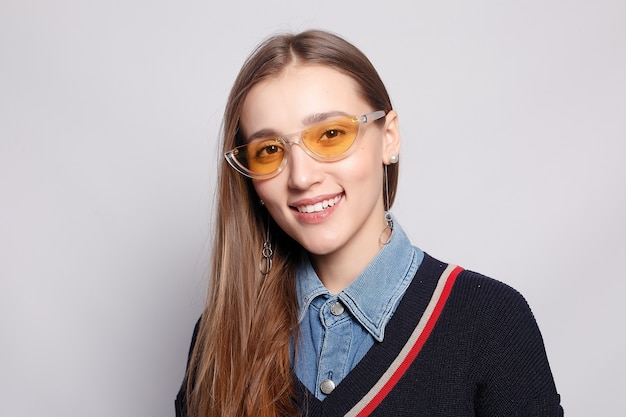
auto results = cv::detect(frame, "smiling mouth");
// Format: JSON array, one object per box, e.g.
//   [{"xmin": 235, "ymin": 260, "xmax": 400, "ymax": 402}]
[{"xmin": 295, "ymin": 195, "xmax": 342, "ymax": 213}]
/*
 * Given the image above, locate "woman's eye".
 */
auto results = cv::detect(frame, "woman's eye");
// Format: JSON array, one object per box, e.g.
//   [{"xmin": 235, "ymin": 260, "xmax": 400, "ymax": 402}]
[
  {"xmin": 263, "ymin": 145, "xmax": 278, "ymax": 154},
  {"xmin": 321, "ymin": 129, "xmax": 344, "ymax": 141},
  {"xmin": 256, "ymin": 143, "xmax": 284, "ymax": 157}
]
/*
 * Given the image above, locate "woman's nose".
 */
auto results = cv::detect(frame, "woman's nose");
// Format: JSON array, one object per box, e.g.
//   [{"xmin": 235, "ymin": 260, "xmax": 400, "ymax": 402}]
[{"xmin": 286, "ymin": 143, "xmax": 323, "ymax": 190}]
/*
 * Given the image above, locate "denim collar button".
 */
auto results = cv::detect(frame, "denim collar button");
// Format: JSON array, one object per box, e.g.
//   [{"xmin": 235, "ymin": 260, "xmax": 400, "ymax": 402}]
[{"xmin": 330, "ymin": 301, "xmax": 345, "ymax": 316}]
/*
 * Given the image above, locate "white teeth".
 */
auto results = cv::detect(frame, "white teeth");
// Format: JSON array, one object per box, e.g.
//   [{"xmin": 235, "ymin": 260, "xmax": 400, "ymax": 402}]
[{"xmin": 297, "ymin": 195, "xmax": 341, "ymax": 213}]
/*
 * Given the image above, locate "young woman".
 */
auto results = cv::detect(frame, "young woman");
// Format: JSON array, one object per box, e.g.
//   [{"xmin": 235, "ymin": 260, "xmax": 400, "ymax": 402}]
[{"xmin": 176, "ymin": 29, "xmax": 563, "ymax": 417}]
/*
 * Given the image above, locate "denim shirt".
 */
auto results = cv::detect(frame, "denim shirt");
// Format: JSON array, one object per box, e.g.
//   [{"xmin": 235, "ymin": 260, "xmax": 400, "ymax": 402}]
[{"xmin": 294, "ymin": 220, "xmax": 423, "ymax": 399}]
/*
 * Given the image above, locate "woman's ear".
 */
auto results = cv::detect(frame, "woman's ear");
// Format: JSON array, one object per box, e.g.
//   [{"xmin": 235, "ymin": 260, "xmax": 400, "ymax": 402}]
[{"xmin": 381, "ymin": 110, "xmax": 401, "ymax": 165}]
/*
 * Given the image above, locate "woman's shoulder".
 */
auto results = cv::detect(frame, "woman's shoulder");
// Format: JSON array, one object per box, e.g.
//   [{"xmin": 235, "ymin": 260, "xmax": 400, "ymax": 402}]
[
  {"xmin": 421, "ymin": 253, "xmax": 537, "ymax": 324},
  {"xmin": 456, "ymin": 267, "xmax": 529, "ymax": 306},
  {"xmin": 450, "ymin": 268, "xmax": 544, "ymax": 343}
]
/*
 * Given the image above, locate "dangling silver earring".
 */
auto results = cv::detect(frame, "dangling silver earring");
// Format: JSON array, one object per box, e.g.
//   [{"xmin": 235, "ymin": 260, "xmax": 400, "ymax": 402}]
[
  {"xmin": 379, "ymin": 164, "xmax": 394, "ymax": 245},
  {"xmin": 260, "ymin": 214, "xmax": 273, "ymax": 275}
]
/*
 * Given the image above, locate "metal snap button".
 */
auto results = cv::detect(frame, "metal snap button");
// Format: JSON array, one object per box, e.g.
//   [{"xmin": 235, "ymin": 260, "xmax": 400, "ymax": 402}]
[
  {"xmin": 320, "ymin": 378, "xmax": 336, "ymax": 394},
  {"xmin": 330, "ymin": 301, "xmax": 345, "ymax": 316}
]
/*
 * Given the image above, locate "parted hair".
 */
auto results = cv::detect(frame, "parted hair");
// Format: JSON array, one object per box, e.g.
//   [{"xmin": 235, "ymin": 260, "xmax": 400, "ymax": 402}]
[{"xmin": 186, "ymin": 29, "xmax": 398, "ymax": 417}]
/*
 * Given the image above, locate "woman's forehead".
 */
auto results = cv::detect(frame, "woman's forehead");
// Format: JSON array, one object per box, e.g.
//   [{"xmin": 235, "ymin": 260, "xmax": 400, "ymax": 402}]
[{"xmin": 240, "ymin": 65, "xmax": 364, "ymax": 135}]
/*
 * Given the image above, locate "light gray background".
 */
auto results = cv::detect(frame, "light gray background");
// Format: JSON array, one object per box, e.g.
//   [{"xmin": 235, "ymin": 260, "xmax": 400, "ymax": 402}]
[{"xmin": 1, "ymin": 1, "xmax": 624, "ymax": 416}]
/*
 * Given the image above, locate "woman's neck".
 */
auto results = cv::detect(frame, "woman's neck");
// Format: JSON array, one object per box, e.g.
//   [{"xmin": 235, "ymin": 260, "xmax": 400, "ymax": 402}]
[{"xmin": 310, "ymin": 233, "xmax": 386, "ymax": 294}]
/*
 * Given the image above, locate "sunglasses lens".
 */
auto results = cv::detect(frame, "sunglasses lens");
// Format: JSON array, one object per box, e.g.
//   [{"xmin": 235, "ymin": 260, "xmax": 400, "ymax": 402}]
[
  {"xmin": 238, "ymin": 139, "xmax": 286, "ymax": 175},
  {"xmin": 303, "ymin": 116, "xmax": 359, "ymax": 157}
]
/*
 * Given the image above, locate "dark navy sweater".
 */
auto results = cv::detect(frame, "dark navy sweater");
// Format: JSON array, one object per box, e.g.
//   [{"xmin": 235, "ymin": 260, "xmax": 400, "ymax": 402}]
[{"xmin": 176, "ymin": 254, "xmax": 563, "ymax": 416}]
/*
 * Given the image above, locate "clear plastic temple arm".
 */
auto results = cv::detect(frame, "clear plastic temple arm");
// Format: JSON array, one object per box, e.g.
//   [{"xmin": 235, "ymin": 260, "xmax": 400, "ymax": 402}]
[{"xmin": 360, "ymin": 110, "xmax": 386, "ymax": 123}]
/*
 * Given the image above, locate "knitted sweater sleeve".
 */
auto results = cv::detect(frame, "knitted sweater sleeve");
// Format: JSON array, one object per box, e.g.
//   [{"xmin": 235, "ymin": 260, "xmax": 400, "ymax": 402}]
[{"xmin": 464, "ymin": 271, "xmax": 563, "ymax": 417}]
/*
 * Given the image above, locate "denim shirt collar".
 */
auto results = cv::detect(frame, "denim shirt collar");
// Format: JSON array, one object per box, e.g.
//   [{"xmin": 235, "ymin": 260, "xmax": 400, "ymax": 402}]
[{"xmin": 296, "ymin": 219, "xmax": 420, "ymax": 342}]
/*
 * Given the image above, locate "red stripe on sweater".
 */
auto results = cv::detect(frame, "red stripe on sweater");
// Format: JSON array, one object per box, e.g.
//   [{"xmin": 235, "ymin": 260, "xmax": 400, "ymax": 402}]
[{"xmin": 356, "ymin": 265, "xmax": 463, "ymax": 417}]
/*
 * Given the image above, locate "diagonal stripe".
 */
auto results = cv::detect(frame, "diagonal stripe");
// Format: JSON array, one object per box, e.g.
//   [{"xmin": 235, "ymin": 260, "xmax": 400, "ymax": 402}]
[{"xmin": 344, "ymin": 264, "xmax": 463, "ymax": 417}]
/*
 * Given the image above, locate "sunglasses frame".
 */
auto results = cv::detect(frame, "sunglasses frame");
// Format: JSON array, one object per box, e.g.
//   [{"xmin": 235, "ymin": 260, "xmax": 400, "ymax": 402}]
[{"xmin": 224, "ymin": 110, "xmax": 386, "ymax": 179}]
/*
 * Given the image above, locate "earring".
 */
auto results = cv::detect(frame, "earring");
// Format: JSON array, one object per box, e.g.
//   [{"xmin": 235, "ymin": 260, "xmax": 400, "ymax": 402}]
[
  {"xmin": 379, "ymin": 164, "xmax": 394, "ymax": 245},
  {"xmin": 259, "ymin": 214, "xmax": 273, "ymax": 275},
  {"xmin": 389, "ymin": 154, "xmax": 399, "ymax": 164}
]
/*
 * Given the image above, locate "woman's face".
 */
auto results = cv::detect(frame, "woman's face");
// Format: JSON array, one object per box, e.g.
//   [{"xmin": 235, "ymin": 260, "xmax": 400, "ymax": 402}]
[{"xmin": 240, "ymin": 64, "xmax": 400, "ymax": 264}]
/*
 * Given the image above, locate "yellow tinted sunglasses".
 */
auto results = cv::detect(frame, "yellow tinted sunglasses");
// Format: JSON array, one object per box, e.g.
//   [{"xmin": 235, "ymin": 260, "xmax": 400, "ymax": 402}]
[{"xmin": 224, "ymin": 110, "xmax": 386, "ymax": 179}]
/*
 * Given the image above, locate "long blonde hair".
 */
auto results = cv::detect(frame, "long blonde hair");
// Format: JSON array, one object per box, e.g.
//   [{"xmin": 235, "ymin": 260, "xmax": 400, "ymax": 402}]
[{"xmin": 186, "ymin": 29, "xmax": 399, "ymax": 417}]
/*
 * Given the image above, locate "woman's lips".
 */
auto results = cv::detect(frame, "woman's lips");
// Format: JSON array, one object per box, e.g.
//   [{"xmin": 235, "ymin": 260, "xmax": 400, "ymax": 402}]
[
  {"xmin": 290, "ymin": 193, "xmax": 343, "ymax": 223},
  {"xmin": 294, "ymin": 194, "xmax": 342, "ymax": 213}
]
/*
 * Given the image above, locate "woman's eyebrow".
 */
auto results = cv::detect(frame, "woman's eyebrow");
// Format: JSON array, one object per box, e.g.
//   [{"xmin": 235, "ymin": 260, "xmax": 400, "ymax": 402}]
[
  {"xmin": 302, "ymin": 111, "xmax": 347, "ymax": 125},
  {"xmin": 246, "ymin": 111, "xmax": 348, "ymax": 142},
  {"xmin": 246, "ymin": 128, "xmax": 280, "ymax": 142}
]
